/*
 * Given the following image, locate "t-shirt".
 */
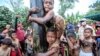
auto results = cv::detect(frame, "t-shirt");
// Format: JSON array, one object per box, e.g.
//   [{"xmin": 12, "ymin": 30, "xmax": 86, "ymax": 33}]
[
  {"xmin": 16, "ymin": 28, "xmax": 25, "ymax": 41},
  {"xmin": 96, "ymin": 30, "xmax": 100, "ymax": 35},
  {"xmin": 96, "ymin": 30, "xmax": 100, "ymax": 42}
]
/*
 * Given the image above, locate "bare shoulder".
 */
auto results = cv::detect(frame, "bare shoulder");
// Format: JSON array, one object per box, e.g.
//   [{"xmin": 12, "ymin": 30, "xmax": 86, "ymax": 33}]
[
  {"xmin": 49, "ymin": 10, "xmax": 54, "ymax": 13},
  {"xmin": 47, "ymin": 10, "xmax": 54, "ymax": 15},
  {"xmin": 16, "ymin": 38, "xmax": 19, "ymax": 42},
  {"xmin": 52, "ymin": 41, "xmax": 60, "ymax": 48},
  {"xmin": 16, "ymin": 38, "xmax": 20, "ymax": 44}
]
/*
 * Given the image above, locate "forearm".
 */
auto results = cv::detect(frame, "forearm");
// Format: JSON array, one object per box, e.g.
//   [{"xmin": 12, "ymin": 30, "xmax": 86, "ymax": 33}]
[
  {"xmin": 30, "ymin": 17, "xmax": 45, "ymax": 24},
  {"xmin": 67, "ymin": 38, "xmax": 74, "ymax": 49},
  {"xmin": 28, "ymin": 10, "xmax": 54, "ymax": 25},
  {"xmin": 15, "ymin": 17, "xmax": 18, "ymax": 31},
  {"xmin": 45, "ymin": 48, "xmax": 57, "ymax": 56},
  {"xmin": 27, "ymin": 12, "xmax": 33, "ymax": 21},
  {"xmin": 36, "ymin": 49, "xmax": 56, "ymax": 56}
]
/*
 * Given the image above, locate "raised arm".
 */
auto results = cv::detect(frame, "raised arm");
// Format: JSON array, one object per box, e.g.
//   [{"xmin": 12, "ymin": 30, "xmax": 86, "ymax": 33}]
[
  {"xmin": 66, "ymin": 37, "xmax": 74, "ymax": 49},
  {"xmin": 28, "ymin": 10, "xmax": 54, "ymax": 24},
  {"xmin": 15, "ymin": 15, "xmax": 19, "ymax": 32}
]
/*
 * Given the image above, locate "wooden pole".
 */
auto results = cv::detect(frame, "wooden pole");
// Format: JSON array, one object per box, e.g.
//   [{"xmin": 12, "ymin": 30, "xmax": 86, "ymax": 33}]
[{"xmin": 30, "ymin": 0, "xmax": 44, "ymax": 52}]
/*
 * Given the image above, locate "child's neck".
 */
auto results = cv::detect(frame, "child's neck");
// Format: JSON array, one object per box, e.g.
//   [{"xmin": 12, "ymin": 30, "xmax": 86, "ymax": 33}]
[
  {"xmin": 72, "ymin": 40, "xmax": 77, "ymax": 45},
  {"xmin": 85, "ymin": 37, "xmax": 91, "ymax": 40},
  {"xmin": 44, "ymin": 11, "xmax": 49, "ymax": 16},
  {"xmin": 49, "ymin": 43, "xmax": 53, "ymax": 47},
  {"xmin": 12, "ymin": 38, "xmax": 16, "ymax": 40},
  {"xmin": 2, "ymin": 46, "xmax": 8, "ymax": 50},
  {"xmin": 28, "ymin": 39, "xmax": 32, "ymax": 42}
]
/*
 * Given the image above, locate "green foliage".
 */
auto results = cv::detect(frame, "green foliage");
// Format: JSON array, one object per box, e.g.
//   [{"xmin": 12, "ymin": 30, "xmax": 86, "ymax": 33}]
[
  {"xmin": 85, "ymin": 0, "xmax": 100, "ymax": 22},
  {"xmin": 58, "ymin": 0, "xmax": 78, "ymax": 18},
  {"xmin": 0, "ymin": 0, "xmax": 29, "ymax": 31},
  {"xmin": 66, "ymin": 12, "xmax": 84, "ymax": 24},
  {"xmin": 86, "ymin": 0, "xmax": 100, "ymax": 16},
  {"xmin": 90, "ymin": 0, "xmax": 100, "ymax": 11},
  {"xmin": 8, "ymin": 0, "xmax": 29, "ymax": 29},
  {"xmin": 86, "ymin": 9, "xmax": 100, "ymax": 16},
  {"xmin": 15, "ymin": 7, "xmax": 29, "ymax": 29},
  {"xmin": 0, "ymin": 6, "xmax": 13, "ymax": 31}
]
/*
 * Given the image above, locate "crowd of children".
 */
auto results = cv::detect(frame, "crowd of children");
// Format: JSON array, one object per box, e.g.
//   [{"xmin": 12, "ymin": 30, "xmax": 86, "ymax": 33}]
[
  {"xmin": 0, "ymin": 0, "xmax": 100, "ymax": 56},
  {"xmin": 0, "ymin": 24, "xmax": 100, "ymax": 56}
]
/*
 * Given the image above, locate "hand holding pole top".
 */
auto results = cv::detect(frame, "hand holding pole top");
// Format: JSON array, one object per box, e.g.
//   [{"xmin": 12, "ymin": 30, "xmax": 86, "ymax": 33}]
[{"xmin": 29, "ymin": 7, "xmax": 40, "ymax": 14}]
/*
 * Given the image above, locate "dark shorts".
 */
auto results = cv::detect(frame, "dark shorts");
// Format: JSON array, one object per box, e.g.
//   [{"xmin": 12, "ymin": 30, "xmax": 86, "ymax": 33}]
[
  {"xmin": 96, "ymin": 37, "xmax": 100, "ymax": 48},
  {"xmin": 96, "ymin": 36, "xmax": 100, "ymax": 41},
  {"xmin": 20, "ymin": 40, "xmax": 25, "ymax": 53}
]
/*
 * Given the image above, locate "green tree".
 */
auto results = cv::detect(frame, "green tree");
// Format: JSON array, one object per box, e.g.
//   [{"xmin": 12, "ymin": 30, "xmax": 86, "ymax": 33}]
[
  {"xmin": 7, "ymin": 0, "xmax": 29, "ymax": 28},
  {"xmin": 90, "ymin": 0, "xmax": 100, "ymax": 11},
  {"xmin": 85, "ymin": 0, "xmax": 100, "ymax": 23},
  {"xmin": 0, "ymin": 6, "xmax": 13, "ymax": 31},
  {"xmin": 58, "ymin": 0, "xmax": 78, "ymax": 18},
  {"xmin": 86, "ymin": 0, "xmax": 100, "ymax": 16}
]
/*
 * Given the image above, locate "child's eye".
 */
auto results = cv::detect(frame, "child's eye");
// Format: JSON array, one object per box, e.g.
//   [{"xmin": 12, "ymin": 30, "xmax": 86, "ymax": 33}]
[
  {"xmin": 49, "ymin": 2, "xmax": 53, "ymax": 5},
  {"xmin": 44, "ymin": 1, "xmax": 53, "ymax": 5},
  {"xmin": 44, "ymin": 1, "xmax": 49, "ymax": 4}
]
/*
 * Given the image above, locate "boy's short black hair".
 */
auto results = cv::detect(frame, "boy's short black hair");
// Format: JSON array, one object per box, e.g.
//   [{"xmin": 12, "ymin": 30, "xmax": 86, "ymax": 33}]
[
  {"xmin": 84, "ymin": 28, "xmax": 93, "ymax": 33},
  {"xmin": 47, "ymin": 27, "xmax": 57, "ymax": 34},
  {"xmin": 1, "ymin": 38, "xmax": 12, "ymax": 46},
  {"xmin": 75, "ymin": 26, "xmax": 79, "ymax": 29},
  {"xmin": 67, "ymin": 32, "xmax": 76, "ymax": 39},
  {"xmin": 8, "ymin": 30, "xmax": 16, "ymax": 38},
  {"xmin": 43, "ymin": 0, "xmax": 54, "ymax": 4},
  {"xmin": 96, "ymin": 24, "xmax": 100, "ymax": 29}
]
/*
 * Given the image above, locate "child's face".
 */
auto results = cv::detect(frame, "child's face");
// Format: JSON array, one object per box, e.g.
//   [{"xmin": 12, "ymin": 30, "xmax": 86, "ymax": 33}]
[
  {"xmin": 81, "ymin": 21, "xmax": 86, "ymax": 26},
  {"xmin": 2, "ymin": 32, "xmax": 7, "ymax": 37},
  {"xmin": 27, "ymin": 35, "xmax": 32, "ymax": 41},
  {"xmin": 46, "ymin": 32, "xmax": 56, "ymax": 45},
  {"xmin": 84, "ymin": 30, "xmax": 92, "ymax": 38},
  {"xmin": 12, "ymin": 33, "xmax": 17, "ymax": 38},
  {"xmin": 44, "ymin": 0, "xmax": 54, "ymax": 12},
  {"xmin": 97, "ymin": 27, "xmax": 100, "ymax": 30},
  {"xmin": 75, "ymin": 27, "xmax": 79, "ymax": 32},
  {"xmin": 69, "ymin": 37, "xmax": 76, "ymax": 44}
]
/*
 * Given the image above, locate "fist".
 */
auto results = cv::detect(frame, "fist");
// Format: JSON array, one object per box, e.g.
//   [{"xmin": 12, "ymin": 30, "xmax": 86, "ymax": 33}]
[
  {"xmin": 16, "ymin": 15, "xmax": 21, "ymax": 18},
  {"xmin": 29, "ymin": 7, "xmax": 40, "ymax": 14},
  {"xmin": 28, "ymin": 16, "xmax": 34, "ymax": 22}
]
